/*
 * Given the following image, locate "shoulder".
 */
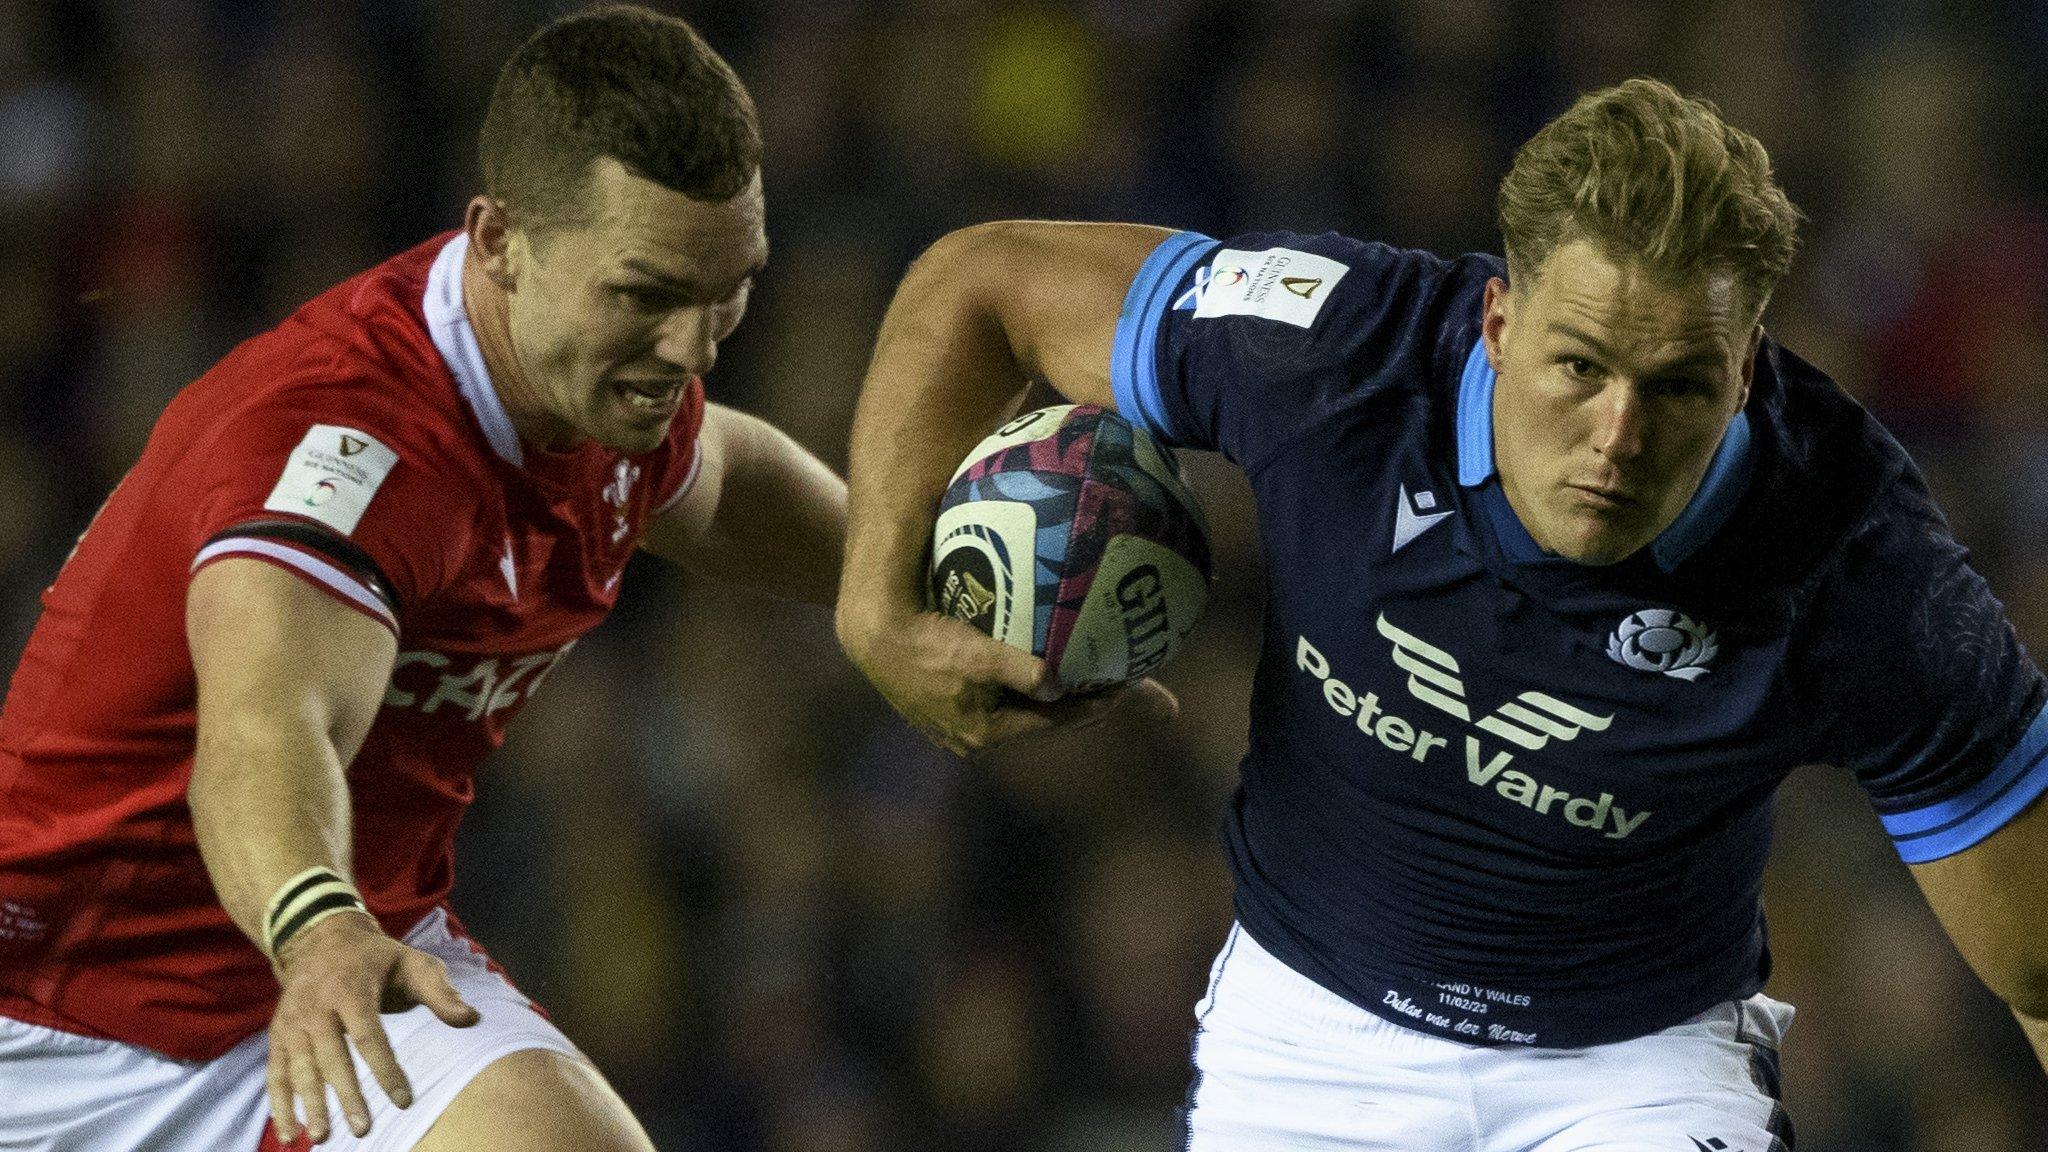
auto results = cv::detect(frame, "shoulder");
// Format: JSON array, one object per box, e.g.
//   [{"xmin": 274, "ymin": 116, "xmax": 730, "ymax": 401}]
[
  {"xmin": 251, "ymin": 234, "xmax": 463, "ymax": 410},
  {"xmin": 167, "ymin": 247, "xmax": 495, "ymax": 572},
  {"xmin": 1677, "ymin": 335, "xmax": 1910, "ymax": 610},
  {"xmin": 1163, "ymin": 231, "xmax": 1495, "ymax": 378},
  {"xmin": 1768, "ymin": 341, "xmax": 1918, "ymax": 572},
  {"xmin": 187, "ymin": 237, "xmax": 481, "ymax": 476},
  {"xmin": 1177, "ymin": 231, "xmax": 1478, "ymax": 314},
  {"xmin": 1765, "ymin": 349, "xmax": 1999, "ymax": 686}
]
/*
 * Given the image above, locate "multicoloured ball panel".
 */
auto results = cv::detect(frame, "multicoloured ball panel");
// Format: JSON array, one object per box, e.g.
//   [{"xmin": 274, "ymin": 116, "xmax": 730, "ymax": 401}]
[{"xmin": 930, "ymin": 404, "xmax": 1211, "ymax": 691}]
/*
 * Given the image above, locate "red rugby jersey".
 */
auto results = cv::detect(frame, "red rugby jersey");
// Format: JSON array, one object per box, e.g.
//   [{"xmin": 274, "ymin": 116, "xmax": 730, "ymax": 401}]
[{"xmin": 0, "ymin": 233, "xmax": 704, "ymax": 1060}]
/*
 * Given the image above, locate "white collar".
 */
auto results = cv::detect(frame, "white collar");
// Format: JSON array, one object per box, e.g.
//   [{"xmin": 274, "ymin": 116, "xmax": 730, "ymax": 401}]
[{"xmin": 423, "ymin": 233, "xmax": 523, "ymax": 467}]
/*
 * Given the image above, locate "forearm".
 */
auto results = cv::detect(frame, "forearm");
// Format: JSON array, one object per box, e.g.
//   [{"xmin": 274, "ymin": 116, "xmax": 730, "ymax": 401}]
[
  {"xmin": 837, "ymin": 230, "xmax": 1037, "ymax": 641},
  {"xmin": 691, "ymin": 412, "xmax": 848, "ymax": 606},
  {"xmin": 184, "ymin": 558, "xmax": 393, "ymax": 967},
  {"xmin": 189, "ymin": 711, "xmax": 360, "ymax": 951}
]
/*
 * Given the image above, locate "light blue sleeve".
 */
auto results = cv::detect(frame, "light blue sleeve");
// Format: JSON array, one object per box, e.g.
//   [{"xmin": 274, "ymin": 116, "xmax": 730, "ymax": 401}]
[
  {"xmin": 1881, "ymin": 703, "xmax": 2048, "ymax": 863},
  {"xmin": 1109, "ymin": 231, "xmax": 1218, "ymax": 447}
]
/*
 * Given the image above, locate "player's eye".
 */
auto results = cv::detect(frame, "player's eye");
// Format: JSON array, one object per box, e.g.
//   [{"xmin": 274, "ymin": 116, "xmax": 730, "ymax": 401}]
[
  {"xmin": 611, "ymin": 285, "xmax": 674, "ymax": 313},
  {"xmin": 1560, "ymin": 356, "xmax": 1600, "ymax": 380}
]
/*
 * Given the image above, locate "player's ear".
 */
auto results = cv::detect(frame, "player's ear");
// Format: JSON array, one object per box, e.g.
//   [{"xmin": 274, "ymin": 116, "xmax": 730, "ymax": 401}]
[
  {"xmin": 462, "ymin": 196, "xmax": 520, "ymax": 291},
  {"xmin": 1481, "ymin": 277, "xmax": 1513, "ymax": 369},
  {"xmin": 1738, "ymin": 323, "xmax": 1763, "ymax": 409}
]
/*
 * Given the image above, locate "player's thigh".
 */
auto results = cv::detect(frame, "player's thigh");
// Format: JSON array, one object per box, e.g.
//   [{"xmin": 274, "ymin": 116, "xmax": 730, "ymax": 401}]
[
  {"xmin": 288, "ymin": 909, "xmax": 640, "ymax": 1151},
  {"xmin": 410, "ymin": 1048, "xmax": 652, "ymax": 1152}
]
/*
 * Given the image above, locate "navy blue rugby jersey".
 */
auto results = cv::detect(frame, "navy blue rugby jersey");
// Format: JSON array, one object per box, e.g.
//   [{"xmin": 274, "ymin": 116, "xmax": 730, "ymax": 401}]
[{"xmin": 1110, "ymin": 230, "xmax": 2048, "ymax": 1048}]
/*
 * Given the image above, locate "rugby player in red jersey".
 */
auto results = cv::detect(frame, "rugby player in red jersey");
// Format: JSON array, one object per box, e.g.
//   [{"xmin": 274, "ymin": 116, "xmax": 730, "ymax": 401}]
[{"xmin": 0, "ymin": 7, "xmax": 844, "ymax": 1150}]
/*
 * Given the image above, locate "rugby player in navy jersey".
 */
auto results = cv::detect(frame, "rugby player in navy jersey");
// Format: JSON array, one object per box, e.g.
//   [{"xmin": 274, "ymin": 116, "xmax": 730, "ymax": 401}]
[{"xmin": 836, "ymin": 79, "xmax": 2048, "ymax": 1149}]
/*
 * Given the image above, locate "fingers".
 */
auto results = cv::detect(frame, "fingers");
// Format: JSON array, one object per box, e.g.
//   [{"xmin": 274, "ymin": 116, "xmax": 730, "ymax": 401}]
[
  {"xmin": 881, "ymin": 611, "xmax": 1187, "ymax": 755},
  {"xmin": 974, "ymin": 691, "xmax": 1119, "ymax": 750},
  {"xmin": 308, "ymin": 1017, "xmax": 373, "ymax": 1138},
  {"xmin": 272, "ymin": 1018, "xmax": 368, "ymax": 1144},
  {"xmin": 268, "ymin": 929, "xmax": 456, "ymax": 1144},
  {"xmin": 396, "ymin": 950, "xmax": 481, "ymax": 1028},
  {"xmin": 338, "ymin": 1003, "xmax": 414, "ymax": 1111},
  {"xmin": 909, "ymin": 610, "xmax": 1055, "ymax": 702},
  {"xmin": 971, "ymin": 677, "xmax": 1180, "ymax": 751},
  {"xmin": 1058, "ymin": 677, "xmax": 1179, "ymax": 726},
  {"xmin": 974, "ymin": 703, "xmax": 1062, "ymax": 749},
  {"xmin": 979, "ymin": 640, "xmax": 1060, "ymax": 703},
  {"xmin": 287, "ymin": 1042, "xmax": 331, "ymax": 1144},
  {"xmin": 267, "ymin": 1050, "xmax": 298, "ymax": 1144},
  {"xmin": 1024, "ymin": 684, "xmax": 1131, "ymax": 734}
]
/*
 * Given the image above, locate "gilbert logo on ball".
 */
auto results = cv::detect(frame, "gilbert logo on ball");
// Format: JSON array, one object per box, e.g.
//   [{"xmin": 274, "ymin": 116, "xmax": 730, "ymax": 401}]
[{"xmin": 929, "ymin": 405, "xmax": 1212, "ymax": 692}]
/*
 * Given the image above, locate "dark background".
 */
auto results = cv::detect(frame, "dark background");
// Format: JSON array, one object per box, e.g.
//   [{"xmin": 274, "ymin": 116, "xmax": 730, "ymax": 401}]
[{"xmin": 3, "ymin": 1, "xmax": 2045, "ymax": 1148}]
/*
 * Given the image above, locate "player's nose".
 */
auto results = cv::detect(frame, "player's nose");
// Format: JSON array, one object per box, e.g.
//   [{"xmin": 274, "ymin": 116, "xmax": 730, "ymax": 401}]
[
  {"xmin": 1593, "ymin": 384, "xmax": 1647, "ymax": 461},
  {"xmin": 652, "ymin": 306, "xmax": 718, "ymax": 378}
]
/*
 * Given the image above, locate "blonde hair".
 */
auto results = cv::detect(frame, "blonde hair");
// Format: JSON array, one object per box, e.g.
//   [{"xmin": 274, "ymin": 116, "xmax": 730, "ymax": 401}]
[{"xmin": 1498, "ymin": 78, "xmax": 1803, "ymax": 320}]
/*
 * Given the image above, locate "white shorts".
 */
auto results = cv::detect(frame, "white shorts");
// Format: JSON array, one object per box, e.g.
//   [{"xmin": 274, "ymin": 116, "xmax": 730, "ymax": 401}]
[
  {"xmin": 0, "ymin": 908, "xmax": 584, "ymax": 1152},
  {"xmin": 1184, "ymin": 924, "xmax": 1795, "ymax": 1152}
]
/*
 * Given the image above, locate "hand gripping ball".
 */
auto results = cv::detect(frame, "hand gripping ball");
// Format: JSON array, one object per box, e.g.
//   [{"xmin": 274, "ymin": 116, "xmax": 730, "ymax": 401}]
[{"xmin": 929, "ymin": 404, "xmax": 1212, "ymax": 692}]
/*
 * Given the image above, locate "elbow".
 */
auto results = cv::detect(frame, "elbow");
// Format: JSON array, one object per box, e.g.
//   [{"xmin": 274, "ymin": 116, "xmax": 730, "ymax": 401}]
[
  {"xmin": 833, "ymin": 582, "xmax": 896, "ymax": 667},
  {"xmin": 907, "ymin": 221, "xmax": 1039, "ymax": 297},
  {"xmin": 904, "ymin": 225, "xmax": 980, "ymax": 290},
  {"xmin": 918, "ymin": 220, "xmax": 1017, "ymax": 263},
  {"xmin": 897, "ymin": 222, "xmax": 1059, "ymax": 373}
]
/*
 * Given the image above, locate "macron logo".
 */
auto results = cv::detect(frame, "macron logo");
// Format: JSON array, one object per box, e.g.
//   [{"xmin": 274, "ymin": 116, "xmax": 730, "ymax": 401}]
[{"xmin": 1393, "ymin": 485, "xmax": 1454, "ymax": 554}]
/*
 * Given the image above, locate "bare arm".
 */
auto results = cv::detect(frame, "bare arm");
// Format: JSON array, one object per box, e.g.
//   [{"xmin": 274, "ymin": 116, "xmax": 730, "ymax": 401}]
[
  {"xmin": 1910, "ymin": 793, "xmax": 2048, "ymax": 1073},
  {"xmin": 189, "ymin": 560, "xmax": 393, "ymax": 943},
  {"xmin": 835, "ymin": 221, "xmax": 1178, "ymax": 753},
  {"xmin": 188, "ymin": 559, "xmax": 477, "ymax": 1143},
  {"xmin": 639, "ymin": 401, "xmax": 847, "ymax": 607}
]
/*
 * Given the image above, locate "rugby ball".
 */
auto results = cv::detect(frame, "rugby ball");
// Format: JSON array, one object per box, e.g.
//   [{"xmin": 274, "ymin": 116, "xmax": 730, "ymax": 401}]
[{"xmin": 929, "ymin": 404, "xmax": 1211, "ymax": 693}]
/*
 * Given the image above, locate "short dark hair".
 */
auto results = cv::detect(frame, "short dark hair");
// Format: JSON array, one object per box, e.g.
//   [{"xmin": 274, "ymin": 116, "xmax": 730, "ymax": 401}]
[{"xmin": 479, "ymin": 4, "xmax": 761, "ymax": 234}]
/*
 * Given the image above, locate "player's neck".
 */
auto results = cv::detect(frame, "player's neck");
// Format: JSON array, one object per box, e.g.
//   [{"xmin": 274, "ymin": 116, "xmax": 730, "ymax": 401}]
[{"xmin": 460, "ymin": 245, "xmax": 580, "ymax": 453}]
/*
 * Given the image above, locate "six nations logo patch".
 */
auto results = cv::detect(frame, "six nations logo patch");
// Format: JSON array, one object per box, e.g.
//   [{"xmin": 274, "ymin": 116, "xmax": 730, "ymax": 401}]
[{"xmin": 1608, "ymin": 609, "xmax": 1718, "ymax": 681}]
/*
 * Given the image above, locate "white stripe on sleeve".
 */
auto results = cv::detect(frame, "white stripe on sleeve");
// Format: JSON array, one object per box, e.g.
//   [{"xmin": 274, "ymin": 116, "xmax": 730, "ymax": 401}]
[{"xmin": 191, "ymin": 538, "xmax": 399, "ymax": 634}]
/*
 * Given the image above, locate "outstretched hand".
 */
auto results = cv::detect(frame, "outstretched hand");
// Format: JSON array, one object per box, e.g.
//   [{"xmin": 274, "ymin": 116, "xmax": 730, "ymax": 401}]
[
  {"xmin": 840, "ymin": 608, "xmax": 1177, "ymax": 756},
  {"xmin": 267, "ymin": 911, "xmax": 479, "ymax": 1144}
]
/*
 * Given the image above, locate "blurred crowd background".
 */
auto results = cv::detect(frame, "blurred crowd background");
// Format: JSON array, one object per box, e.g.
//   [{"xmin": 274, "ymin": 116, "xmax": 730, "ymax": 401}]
[{"xmin": 3, "ymin": 0, "xmax": 2046, "ymax": 1148}]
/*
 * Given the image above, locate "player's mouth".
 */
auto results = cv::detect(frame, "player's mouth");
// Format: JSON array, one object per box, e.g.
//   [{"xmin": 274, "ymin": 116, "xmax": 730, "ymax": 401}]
[
  {"xmin": 614, "ymin": 377, "xmax": 686, "ymax": 417},
  {"xmin": 1565, "ymin": 483, "xmax": 1638, "ymax": 511}
]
